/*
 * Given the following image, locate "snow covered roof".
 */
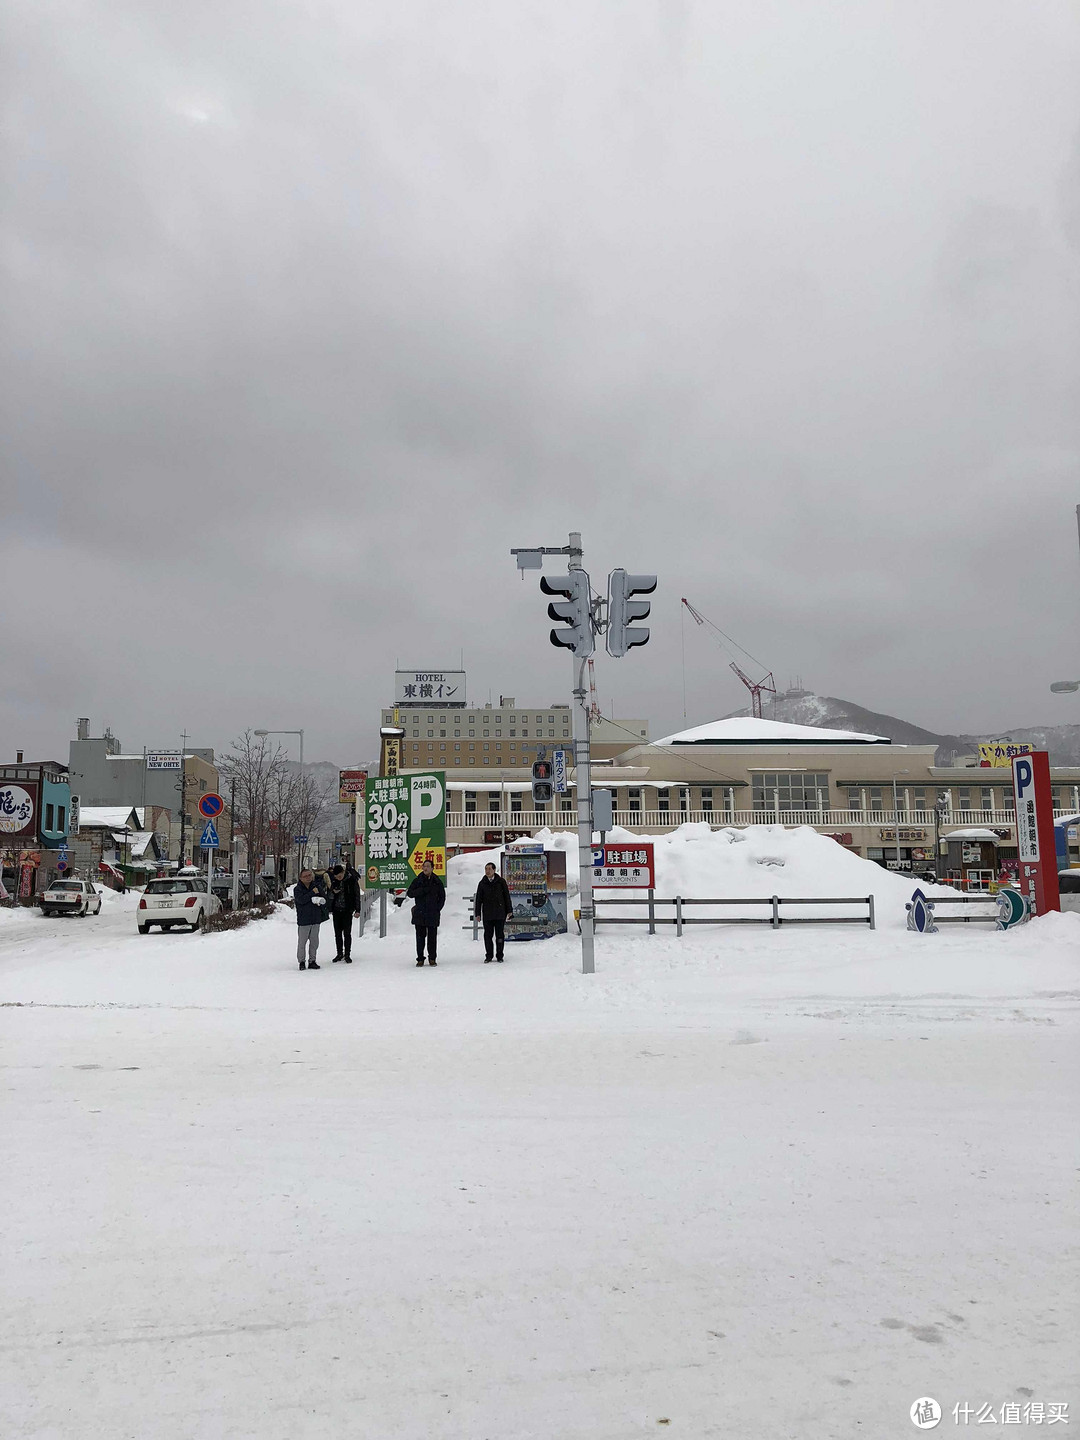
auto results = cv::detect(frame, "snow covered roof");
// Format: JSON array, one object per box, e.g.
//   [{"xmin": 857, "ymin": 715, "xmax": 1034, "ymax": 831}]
[
  {"xmin": 942, "ymin": 827, "xmax": 1005, "ymax": 843},
  {"xmin": 654, "ymin": 717, "xmax": 890, "ymax": 746},
  {"xmin": 78, "ymin": 806, "xmax": 144, "ymax": 830}
]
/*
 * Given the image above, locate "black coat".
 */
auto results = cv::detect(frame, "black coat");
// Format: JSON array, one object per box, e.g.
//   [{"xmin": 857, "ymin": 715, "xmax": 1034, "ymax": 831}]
[
  {"xmin": 406, "ymin": 871, "xmax": 445, "ymax": 927},
  {"xmin": 474, "ymin": 873, "xmax": 512, "ymax": 920},
  {"xmin": 331, "ymin": 868, "xmax": 361, "ymax": 913},
  {"xmin": 293, "ymin": 877, "xmax": 330, "ymax": 926}
]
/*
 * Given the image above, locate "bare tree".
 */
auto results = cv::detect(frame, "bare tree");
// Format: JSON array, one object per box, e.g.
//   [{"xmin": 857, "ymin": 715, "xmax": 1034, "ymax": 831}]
[{"xmin": 219, "ymin": 731, "xmax": 288, "ymax": 906}]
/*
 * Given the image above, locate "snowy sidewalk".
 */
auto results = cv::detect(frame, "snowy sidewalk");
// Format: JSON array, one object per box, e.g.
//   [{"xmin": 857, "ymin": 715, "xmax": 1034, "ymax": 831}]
[{"xmin": 2, "ymin": 867, "xmax": 1078, "ymax": 1439}]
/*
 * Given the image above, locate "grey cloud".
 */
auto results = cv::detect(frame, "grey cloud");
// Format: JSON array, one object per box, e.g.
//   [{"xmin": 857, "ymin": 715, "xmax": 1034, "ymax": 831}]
[{"xmin": 3, "ymin": 0, "xmax": 1079, "ymax": 762}]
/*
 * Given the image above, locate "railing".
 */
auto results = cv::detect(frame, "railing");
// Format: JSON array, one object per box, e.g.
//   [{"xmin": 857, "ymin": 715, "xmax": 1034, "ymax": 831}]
[
  {"xmin": 592, "ymin": 894, "xmax": 876, "ymax": 931},
  {"xmin": 447, "ymin": 808, "xmax": 1034, "ymax": 836}
]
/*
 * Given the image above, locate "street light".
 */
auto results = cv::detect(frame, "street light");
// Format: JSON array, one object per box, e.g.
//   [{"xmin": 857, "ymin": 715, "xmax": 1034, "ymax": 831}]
[
  {"xmin": 1050, "ymin": 681, "xmax": 1080, "ymax": 693},
  {"xmin": 254, "ymin": 728, "xmax": 305, "ymax": 880}
]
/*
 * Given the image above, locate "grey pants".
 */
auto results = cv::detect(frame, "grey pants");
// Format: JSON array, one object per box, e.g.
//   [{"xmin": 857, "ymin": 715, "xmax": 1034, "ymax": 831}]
[{"xmin": 296, "ymin": 923, "xmax": 321, "ymax": 964}]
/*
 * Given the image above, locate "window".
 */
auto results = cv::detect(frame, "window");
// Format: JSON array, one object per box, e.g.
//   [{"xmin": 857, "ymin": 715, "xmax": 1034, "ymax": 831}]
[
  {"xmin": 427, "ymin": 716, "xmax": 434, "ymax": 723},
  {"xmin": 489, "ymin": 798, "xmax": 500, "ymax": 813},
  {"xmin": 465, "ymin": 792, "xmax": 477, "ymax": 813},
  {"xmin": 723, "ymin": 787, "xmax": 735, "ymax": 814},
  {"xmin": 628, "ymin": 788, "xmax": 641, "ymax": 813},
  {"xmin": 454, "ymin": 758, "xmax": 460, "ymax": 765},
  {"xmin": 522, "ymin": 729, "xmax": 528, "ymax": 737},
  {"xmin": 45, "ymin": 803, "xmax": 55, "ymax": 830},
  {"xmin": 483, "ymin": 730, "xmax": 489, "ymax": 737},
  {"xmin": 454, "ymin": 730, "xmax": 460, "ymax": 738},
  {"xmin": 657, "ymin": 789, "xmax": 670, "ymax": 813},
  {"xmin": 483, "ymin": 743, "xmax": 489, "ymax": 751},
  {"xmin": 561, "ymin": 799, "xmax": 573, "ymax": 813},
  {"xmin": 510, "ymin": 731, "xmax": 516, "ymax": 737},
  {"xmin": 701, "ymin": 788, "xmax": 713, "ymax": 814},
  {"xmin": 869, "ymin": 787, "xmax": 883, "ymax": 813},
  {"xmin": 58, "ymin": 806, "xmax": 66, "ymax": 831},
  {"xmin": 483, "ymin": 758, "xmax": 489, "ymax": 765},
  {"xmin": 679, "ymin": 789, "xmax": 689, "ymax": 813},
  {"xmin": 510, "ymin": 795, "xmax": 522, "ymax": 814},
  {"xmin": 913, "ymin": 788, "xmax": 926, "ymax": 810},
  {"xmin": 454, "ymin": 743, "xmax": 460, "ymax": 751},
  {"xmin": 959, "ymin": 788, "xmax": 972, "ymax": 811},
  {"xmin": 469, "ymin": 731, "xmax": 474, "ymax": 737},
  {"xmin": 752, "ymin": 773, "xmax": 831, "ymax": 812},
  {"xmin": 981, "ymin": 787, "xmax": 993, "ymax": 812},
  {"xmin": 847, "ymin": 788, "xmax": 861, "ymax": 812},
  {"xmin": 440, "ymin": 730, "xmax": 446, "ymax": 738},
  {"xmin": 427, "ymin": 730, "xmax": 433, "ymax": 737},
  {"xmin": 495, "ymin": 730, "xmax": 502, "ymax": 737}
]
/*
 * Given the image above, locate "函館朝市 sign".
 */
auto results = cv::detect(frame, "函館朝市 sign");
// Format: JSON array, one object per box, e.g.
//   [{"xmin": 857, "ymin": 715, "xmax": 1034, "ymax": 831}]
[{"xmin": 364, "ymin": 772, "xmax": 446, "ymax": 889}]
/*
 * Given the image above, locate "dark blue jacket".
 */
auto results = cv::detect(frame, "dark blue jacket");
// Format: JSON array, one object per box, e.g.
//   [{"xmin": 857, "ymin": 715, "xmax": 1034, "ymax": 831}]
[
  {"xmin": 406, "ymin": 871, "xmax": 445, "ymax": 927},
  {"xmin": 293, "ymin": 877, "xmax": 330, "ymax": 926}
]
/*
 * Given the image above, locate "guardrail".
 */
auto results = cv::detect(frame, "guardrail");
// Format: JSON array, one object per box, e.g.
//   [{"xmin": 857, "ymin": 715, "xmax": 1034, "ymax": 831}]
[{"xmin": 591, "ymin": 893, "xmax": 875, "ymax": 933}]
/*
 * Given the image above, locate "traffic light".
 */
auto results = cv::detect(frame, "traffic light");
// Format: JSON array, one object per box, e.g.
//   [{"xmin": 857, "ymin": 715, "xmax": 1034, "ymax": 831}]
[
  {"xmin": 606, "ymin": 569, "xmax": 656, "ymax": 657},
  {"xmin": 540, "ymin": 571, "xmax": 594, "ymax": 656},
  {"xmin": 531, "ymin": 757, "xmax": 553, "ymax": 805}
]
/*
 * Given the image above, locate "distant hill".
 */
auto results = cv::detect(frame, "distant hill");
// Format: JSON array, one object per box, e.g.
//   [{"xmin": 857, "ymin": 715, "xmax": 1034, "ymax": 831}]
[{"xmin": 724, "ymin": 690, "xmax": 1080, "ymax": 766}]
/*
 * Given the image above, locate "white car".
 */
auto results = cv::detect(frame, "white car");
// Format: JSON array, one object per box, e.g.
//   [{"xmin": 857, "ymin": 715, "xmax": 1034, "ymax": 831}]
[
  {"xmin": 137, "ymin": 877, "xmax": 222, "ymax": 934},
  {"xmin": 40, "ymin": 878, "xmax": 103, "ymax": 917}
]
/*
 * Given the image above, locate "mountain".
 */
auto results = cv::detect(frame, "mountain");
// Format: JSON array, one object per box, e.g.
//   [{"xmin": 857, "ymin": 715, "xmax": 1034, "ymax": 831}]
[{"xmin": 724, "ymin": 689, "xmax": 1080, "ymax": 766}]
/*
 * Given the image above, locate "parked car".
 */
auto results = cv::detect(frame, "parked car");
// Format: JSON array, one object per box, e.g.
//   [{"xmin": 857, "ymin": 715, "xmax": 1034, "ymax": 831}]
[
  {"xmin": 1058, "ymin": 870, "xmax": 1080, "ymax": 915},
  {"xmin": 40, "ymin": 878, "xmax": 102, "ymax": 918},
  {"xmin": 137, "ymin": 877, "xmax": 222, "ymax": 933}
]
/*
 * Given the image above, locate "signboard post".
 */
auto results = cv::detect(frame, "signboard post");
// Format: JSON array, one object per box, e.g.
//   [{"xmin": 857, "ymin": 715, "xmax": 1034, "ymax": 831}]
[
  {"xmin": 591, "ymin": 842, "xmax": 655, "ymax": 890},
  {"xmin": 364, "ymin": 772, "xmax": 446, "ymax": 892},
  {"xmin": 199, "ymin": 820, "xmax": 219, "ymax": 908},
  {"xmin": 1011, "ymin": 752, "xmax": 1060, "ymax": 916}
]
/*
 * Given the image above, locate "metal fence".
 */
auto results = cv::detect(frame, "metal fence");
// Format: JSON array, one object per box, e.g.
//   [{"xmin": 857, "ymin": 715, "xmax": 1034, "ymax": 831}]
[{"xmin": 591, "ymin": 893, "xmax": 876, "ymax": 933}]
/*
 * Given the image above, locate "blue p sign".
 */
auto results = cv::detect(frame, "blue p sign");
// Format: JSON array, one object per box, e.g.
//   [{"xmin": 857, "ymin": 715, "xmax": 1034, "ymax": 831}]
[{"xmin": 1014, "ymin": 756, "xmax": 1033, "ymax": 798}]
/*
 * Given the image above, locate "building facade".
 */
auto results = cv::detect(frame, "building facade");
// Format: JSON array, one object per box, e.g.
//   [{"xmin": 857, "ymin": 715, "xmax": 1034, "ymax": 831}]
[{"xmin": 68, "ymin": 720, "xmax": 224, "ymax": 864}]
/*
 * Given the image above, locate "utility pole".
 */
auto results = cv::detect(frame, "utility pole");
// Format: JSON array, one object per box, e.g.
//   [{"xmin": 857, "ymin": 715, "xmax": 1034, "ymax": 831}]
[
  {"xmin": 511, "ymin": 532, "xmax": 655, "ymax": 975},
  {"xmin": 177, "ymin": 729, "xmax": 190, "ymax": 868}
]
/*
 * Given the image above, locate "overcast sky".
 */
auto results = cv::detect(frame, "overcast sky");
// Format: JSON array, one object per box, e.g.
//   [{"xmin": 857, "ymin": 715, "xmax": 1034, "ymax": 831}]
[{"xmin": 5, "ymin": 0, "xmax": 1080, "ymax": 766}]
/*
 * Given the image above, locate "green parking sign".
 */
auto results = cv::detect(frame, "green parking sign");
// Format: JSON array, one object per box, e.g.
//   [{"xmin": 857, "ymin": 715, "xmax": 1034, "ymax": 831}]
[{"xmin": 364, "ymin": 772, "xmax": 446, "ymax": 889}]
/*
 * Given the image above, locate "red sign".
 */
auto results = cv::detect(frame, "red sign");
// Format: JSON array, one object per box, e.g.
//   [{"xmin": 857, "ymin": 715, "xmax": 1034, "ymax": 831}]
[
  {"xmin": 339, "ymin": 769, "xmax": 368, "ymax": 804},
  {"xmin": 1011, "ymin": 751, "xmax": 1060, "ymax": 916},
  {"xmin": 197, "ymin": 792, "xmax": 224, "ymax": 819},
  {"xmin": 592, "ymin": 842, "xmax": 655, "ymax": 889}
]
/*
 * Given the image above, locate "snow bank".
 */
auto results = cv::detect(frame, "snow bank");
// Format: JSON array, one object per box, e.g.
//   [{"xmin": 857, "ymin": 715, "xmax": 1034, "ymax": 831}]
[{"xmin": 448, "ymin": 823, "xmax": 958, "ymax": 929}]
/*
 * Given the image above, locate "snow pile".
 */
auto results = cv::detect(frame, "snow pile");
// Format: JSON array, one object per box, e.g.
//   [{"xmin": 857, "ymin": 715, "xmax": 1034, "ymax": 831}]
[{"xmin": 447, "ymin": 822, "xmax": 956, "ymax": 929}]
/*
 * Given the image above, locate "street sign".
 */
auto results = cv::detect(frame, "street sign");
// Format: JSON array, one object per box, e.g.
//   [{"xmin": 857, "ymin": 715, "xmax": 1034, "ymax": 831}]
[
  {"xmin": 197, "ymin": 792, "xmax": 224, "ymax": 819},
  {"xmin": 294, "ymin": 834, "xmax": 307, "ymax": 843},
  {"xmin": 364, "ymin": 772, "xmax": 446, "ymax": 889},
  {"xmin": 339, "ymin": 769, "xmax": 368, "ymax": 804},
  {"xmin": 591, "ymin": 842, "xmax": 655, "ymax": 889},
  {"xmin": 1011, "ymin": 752, "xmax": 1060, "ymax": 916},
  {"xmin": 57, "ymin": 859, "xmax": 68, "ymax": 872},
  {"xmin": 552, "ymin": 749, "xmax": 568, "ymax": 793},
  {"xmin": 199, "ymin": 820, "xmax": 220, "ymax": 850}
]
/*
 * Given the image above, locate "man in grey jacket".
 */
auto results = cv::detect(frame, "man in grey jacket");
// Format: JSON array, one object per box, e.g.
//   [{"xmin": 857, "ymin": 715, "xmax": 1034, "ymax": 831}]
[{"xmin": 293, "ymin": 868, "xmax": 329, "ymax": 970}]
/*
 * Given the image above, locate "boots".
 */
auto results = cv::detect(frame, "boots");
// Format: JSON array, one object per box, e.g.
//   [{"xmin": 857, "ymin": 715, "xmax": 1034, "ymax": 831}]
[
  {"xmin": 298, "ymin": 961, "xmax": 306, "ymax": 970},
  {"xmin": 308, "ymin": 960, "xmax": 320, "ymax": 969},
  {"xmin": 416, "ymin": 958, "xmax": 425, "ymax": 966}
]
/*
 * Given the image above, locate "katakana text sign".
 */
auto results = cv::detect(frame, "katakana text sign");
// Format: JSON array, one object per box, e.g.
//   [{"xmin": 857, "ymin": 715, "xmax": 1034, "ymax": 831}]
[
  {"xmin": 364, "ymin": 772, "xmax": 445, "ymax": 889},
  {"xmin": 591, "ymin": 842, "xmax": 655, "ymax": 888}
]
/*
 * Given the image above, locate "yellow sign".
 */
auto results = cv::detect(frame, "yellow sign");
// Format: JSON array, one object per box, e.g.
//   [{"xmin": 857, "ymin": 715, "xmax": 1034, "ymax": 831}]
[
  {"xmin": 408, "ymin": 835, "xmax": 445, "ymax": 877},
  {"xmin": 978, "ymin": 741, "xmax": 1032, "ymax": 768}
]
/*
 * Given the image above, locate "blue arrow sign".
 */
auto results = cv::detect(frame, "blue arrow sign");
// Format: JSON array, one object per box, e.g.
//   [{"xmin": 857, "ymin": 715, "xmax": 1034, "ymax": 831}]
[{"xmin": 199, "ymin": 820, "xmax": 219, "ymax": 849}]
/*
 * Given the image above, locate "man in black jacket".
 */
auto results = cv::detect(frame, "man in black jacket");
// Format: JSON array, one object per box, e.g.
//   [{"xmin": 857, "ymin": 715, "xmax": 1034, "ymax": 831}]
[
  {"xmin": 328, "ymin": 863, "xmax": 361, "ymax": 963},
  {"xmin": 406, "ymin": 859, "xmax": 445, "ymax": 966},
  {"xmin": 293, "ymin": 868, "xmax": 329, "ymax": 970},
  {"xmin": 474, "ymin": 861, "xmax": 513, "ymax": 963}
]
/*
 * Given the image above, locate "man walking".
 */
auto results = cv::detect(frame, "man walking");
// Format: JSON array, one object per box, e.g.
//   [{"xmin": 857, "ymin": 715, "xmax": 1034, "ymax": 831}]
[
  {"xmin": 406, "ymin": 858, "xmax": 445, "ymax": 966},
  {"xmin": 329, "ymin": 862, "xmax": 361, "ymax": 963},
  {"xmin": 474, "ymin": 861, "xmax": 513, "ymax": 962},
  {"xmin": 293, "ymin": 867, "xmax": 329, "ymax": 970}
]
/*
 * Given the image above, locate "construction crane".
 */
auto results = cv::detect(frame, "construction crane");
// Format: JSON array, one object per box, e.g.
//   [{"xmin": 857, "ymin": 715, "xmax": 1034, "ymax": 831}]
[{"xmin": 681, "ymin": 597, "xmax": 777, "ymax": 719}]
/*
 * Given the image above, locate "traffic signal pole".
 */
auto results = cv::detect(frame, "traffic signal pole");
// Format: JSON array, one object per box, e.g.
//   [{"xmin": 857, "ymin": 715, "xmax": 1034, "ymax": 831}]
[
  {"xmin": 511, "ymin": 530, "xmax": 654, "ymax": 976},
  {"xmin": 568, "ymin": 534, "xmax": 596, "ymax": 974}
]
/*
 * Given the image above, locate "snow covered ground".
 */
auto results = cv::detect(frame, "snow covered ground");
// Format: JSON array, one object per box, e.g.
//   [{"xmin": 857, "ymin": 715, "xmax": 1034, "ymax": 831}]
[{"xmin": 2, "ymin": 827, "xmax": 1077, "ymax": 1439}]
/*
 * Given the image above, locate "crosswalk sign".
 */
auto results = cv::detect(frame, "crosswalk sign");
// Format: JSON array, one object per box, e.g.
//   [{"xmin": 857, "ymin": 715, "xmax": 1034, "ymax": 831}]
[{"xmin": 199, "ymin": 820, "xmax": 219, "ymax": 849}]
